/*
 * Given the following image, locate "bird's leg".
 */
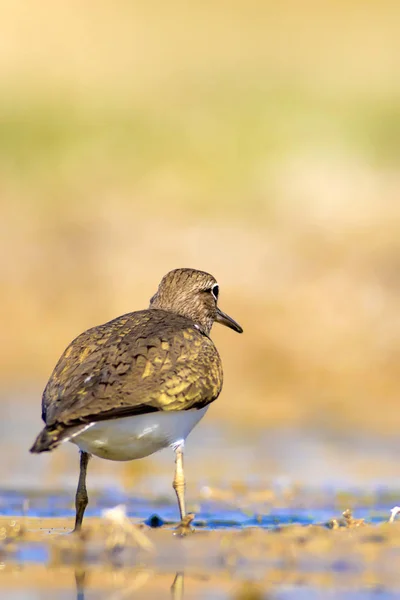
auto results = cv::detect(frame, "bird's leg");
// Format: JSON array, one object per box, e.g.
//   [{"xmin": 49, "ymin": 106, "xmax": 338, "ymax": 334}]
[
  {"xmin": 173, "ymin": 442, "xmax": 186, "ymax": 520},
  {"xmin": 74, "ymin": 451, "xmax": 90, "ymax": 532},
  {"xmin": 173, "ymin": 442, "xmax": 194, "ymax": 535}
]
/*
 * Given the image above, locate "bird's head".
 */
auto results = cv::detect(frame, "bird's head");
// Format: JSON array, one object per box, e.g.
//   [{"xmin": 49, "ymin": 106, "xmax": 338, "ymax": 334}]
[{"xmin": 149, "ymin": 268, "xmax": 243, "ymax": 336}]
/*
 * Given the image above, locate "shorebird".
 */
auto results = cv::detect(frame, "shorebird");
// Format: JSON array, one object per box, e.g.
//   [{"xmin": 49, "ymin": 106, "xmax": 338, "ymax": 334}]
[{"xmin": 30, "ymin": 268, "xmax": 242, "ymax": 531}]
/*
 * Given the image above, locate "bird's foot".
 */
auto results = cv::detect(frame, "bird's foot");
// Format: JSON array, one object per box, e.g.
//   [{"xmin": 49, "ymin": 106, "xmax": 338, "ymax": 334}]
[
  {"xmin": 70, "ymin": 525, "xmax": 89, "ymax": 541},
  {"xmin": 174, "ymin": 513, "xmax": 195, "ymax": 536},
  {"xmin": 71, "ymin": 524, "xmax": 82, "ymax": 535}
]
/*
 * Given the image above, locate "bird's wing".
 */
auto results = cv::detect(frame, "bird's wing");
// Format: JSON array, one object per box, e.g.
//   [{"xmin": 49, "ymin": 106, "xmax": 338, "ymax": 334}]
[{"xmin": 43, "ymin": 311, "xmax": 223, "ymax": 428}]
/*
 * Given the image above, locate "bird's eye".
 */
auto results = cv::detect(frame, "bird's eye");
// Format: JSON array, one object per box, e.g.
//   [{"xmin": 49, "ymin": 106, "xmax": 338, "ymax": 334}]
[{"xmin": 211, "ymin": 284, "xmax": 219, "ymax": 301}]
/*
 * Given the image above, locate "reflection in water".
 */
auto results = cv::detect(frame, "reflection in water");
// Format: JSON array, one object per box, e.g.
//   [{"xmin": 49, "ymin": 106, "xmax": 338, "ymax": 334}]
[
  {"xmin": 171, "ymin": 572, "xmax": 184, "ymax": 600},
  {"xmin": 74, "ymin": 567, "xmax": 183, "ymax": 600},
  {"xmin": 75, "ymin": 567, "xmax": 86, "ymax": 600},
  {"xmin": 1, "ymin": 558, "xmax": 400, "ymax": 600},
  {"xmin": 111, "ymin": 569, "xmax": 154, "ymax": 599}
]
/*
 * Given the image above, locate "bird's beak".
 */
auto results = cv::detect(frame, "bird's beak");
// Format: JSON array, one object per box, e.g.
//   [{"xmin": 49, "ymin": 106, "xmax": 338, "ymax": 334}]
[{"xmin": 215, "ymin": 307, "xmax": 243, "ymax": 333}]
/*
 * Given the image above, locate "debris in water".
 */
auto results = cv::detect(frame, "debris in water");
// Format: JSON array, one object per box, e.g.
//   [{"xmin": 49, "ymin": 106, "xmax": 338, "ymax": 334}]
[
  {"xmin": 389, "ymin": 506, "xmax": 400, "ymax": 523},
  {"xmin": 102, "ymin": 504, "xmax": 154, "ymax": 552}
]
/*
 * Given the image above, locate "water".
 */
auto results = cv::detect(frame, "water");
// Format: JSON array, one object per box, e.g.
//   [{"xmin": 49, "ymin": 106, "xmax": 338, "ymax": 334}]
[
  {"xmin": 2, "ymin": 487, "xmax": 400, "ymax": 599},
  {"xmin": 0, "ymin": 488, "xmax": 395, "ymax": 527},
  {"xmin": 2, "ymin": 391, "xmax": 400, "ymax": 598}
]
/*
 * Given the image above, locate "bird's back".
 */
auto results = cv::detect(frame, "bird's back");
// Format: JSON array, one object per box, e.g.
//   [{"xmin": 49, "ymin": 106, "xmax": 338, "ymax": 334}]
[{"xmin": 42, "ymin": 309, "xmax": 223, "ymax": 430}]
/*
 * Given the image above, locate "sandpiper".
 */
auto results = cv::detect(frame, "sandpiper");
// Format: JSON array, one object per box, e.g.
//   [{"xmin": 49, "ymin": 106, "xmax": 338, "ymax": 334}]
[{"xmin": 30, "ymin": 268, "xmax": 242, "ymax": 531}]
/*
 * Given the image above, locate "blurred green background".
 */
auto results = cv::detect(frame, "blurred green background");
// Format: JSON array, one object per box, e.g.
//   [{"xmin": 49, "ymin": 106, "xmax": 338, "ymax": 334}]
[{"xmin": 1, "ymin": 0, "xmax": 400, "ymax": 490}]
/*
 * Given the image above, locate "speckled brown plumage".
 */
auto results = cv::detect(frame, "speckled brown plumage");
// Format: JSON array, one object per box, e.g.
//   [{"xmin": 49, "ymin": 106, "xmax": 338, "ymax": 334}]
[
  {"xmin": 30, "ymin": 268, "xmax": 243, "ymax": 454},
  {"xmin": 42, "ymin": 311, "xmax": 222, "ymax": 429}
]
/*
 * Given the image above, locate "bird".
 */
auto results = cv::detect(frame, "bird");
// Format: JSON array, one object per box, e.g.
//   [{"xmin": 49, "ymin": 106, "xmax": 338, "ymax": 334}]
[{"xmin": 30, "ymin": 268, "xmax": 243, "ymax": 532}]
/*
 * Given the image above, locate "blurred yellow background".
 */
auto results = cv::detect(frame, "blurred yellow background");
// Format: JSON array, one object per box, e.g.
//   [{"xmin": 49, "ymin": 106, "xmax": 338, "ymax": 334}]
[{"xmin": 1, "ymin": 1, "xmax": 400, "ymax": 490}]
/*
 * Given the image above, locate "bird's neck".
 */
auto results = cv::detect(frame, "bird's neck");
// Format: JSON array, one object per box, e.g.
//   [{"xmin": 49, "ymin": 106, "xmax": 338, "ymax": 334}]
[{"xmin": 149, "ymin": 298, "xmax": 213, "ymax": 335}]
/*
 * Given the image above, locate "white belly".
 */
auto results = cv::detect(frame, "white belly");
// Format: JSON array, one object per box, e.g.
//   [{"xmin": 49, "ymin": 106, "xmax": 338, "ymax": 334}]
[{"xmin": 69, "ymin": 406, "xmax": 208, "ymax": 461}]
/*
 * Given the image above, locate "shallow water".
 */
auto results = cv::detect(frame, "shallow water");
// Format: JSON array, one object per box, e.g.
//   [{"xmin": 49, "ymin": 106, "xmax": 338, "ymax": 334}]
[
  {"xmin": 0, "ymin": 488, "xmax": 396, "ymax": 528},
  {"xmin": 2, "ymin": 490, "xmax": 400, "ymax": 600},
  {"xmin": 2, "ymin": 392, "xmax": 400, "ymax": 598},
  {"xmin": 3, "ymin": 516, "xmax": 400, "ymax": 600}
]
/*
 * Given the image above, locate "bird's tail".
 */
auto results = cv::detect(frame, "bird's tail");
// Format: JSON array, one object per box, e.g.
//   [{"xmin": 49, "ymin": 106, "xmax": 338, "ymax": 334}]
[{"xmin": 30, "ymin": 424, "xmax": 69, "ymax": 453}]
